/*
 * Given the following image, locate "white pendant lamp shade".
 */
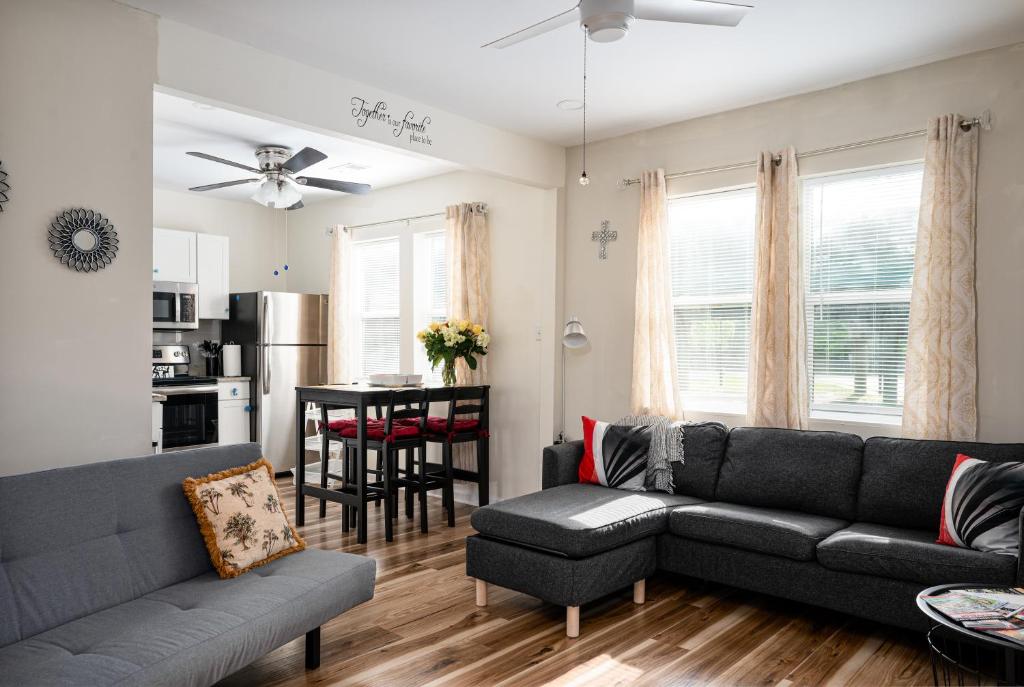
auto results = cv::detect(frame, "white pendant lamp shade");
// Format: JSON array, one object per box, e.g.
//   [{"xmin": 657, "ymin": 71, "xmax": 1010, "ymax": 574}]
[
  {"xmin": 251, "ymin": 178, "xmax": 302, "ymax": 208},
  {"xmin": 562, "ymin": 316, "xmax": 588, "ymax": 348}
]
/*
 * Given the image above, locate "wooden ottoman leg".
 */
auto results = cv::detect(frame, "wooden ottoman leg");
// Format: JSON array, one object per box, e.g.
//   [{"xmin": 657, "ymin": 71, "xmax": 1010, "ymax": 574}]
[
  {"xmin": 475, "ymin": 579, "xmax": 488, "ymax": 607},
  {"xmin": 634, "ymin": 579, "xmax": 646, "ymax": 604},
  {"xmin": 567, "ymin": 606, "xmax": 580, "ymax": 638}
]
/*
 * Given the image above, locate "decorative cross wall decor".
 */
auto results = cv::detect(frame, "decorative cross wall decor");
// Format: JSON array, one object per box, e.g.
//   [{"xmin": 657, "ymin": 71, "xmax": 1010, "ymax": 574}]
[{"xmin": 592, "ymin": 220, "xmax": 617, "ymax": 260}]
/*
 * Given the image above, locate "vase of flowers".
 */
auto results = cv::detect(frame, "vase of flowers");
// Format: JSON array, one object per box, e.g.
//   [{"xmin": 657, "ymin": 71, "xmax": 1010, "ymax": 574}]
[{"xmin": 417, "ymin": 320, "xmax": 490, "ymax": 386}]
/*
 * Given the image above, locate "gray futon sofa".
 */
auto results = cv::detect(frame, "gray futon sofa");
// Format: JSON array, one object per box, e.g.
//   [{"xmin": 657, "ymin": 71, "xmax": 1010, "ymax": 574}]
[
  {"xmin": 467, "ymin": 426, "xmax": 1024, "ymax": 636},
  {"xmin": 0, "ymin": 443, "xmax": 376, "ymax": 686}
]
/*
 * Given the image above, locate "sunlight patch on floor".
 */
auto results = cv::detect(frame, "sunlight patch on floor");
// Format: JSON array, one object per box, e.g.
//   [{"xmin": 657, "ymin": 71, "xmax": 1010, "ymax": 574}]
[{"xmin": 541, "ymin": 653, "xmax": 645, "ymax": 687}]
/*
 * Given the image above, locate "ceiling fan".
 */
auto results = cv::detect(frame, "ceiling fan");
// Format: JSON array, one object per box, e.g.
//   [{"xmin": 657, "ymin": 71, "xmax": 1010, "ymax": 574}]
[
  {"xmin": 483, "ymin": 0, "xmax": 751, "ymax": 48},
  {"xmin": 186, "ymin": 145, "xmax": 371, "ymax": 210}
]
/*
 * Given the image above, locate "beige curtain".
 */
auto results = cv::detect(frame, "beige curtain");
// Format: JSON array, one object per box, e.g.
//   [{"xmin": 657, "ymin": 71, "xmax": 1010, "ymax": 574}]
[
  {"xmin": 902, "ymin": 115, "xmax": 979, "ymax": 440},
  {"xmin": 326, "ymin": 225, "xmax": 354, "ymax": 384},
  {"xmin": 446, "ymin": 203, "xmax": 491, "ymax": 470},
  {"xmin": 631, "ymin": 169, "xmax": 682, "ymax": 418},
  {"xmin": 747, "ymin": 147, "xmax": 808, "ymax": 429}
]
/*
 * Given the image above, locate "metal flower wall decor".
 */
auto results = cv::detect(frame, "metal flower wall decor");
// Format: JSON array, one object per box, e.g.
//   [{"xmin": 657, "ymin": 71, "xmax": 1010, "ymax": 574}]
[
  {"xmin": 49, "ymin": 209, "xmax": 119, "ymax": 272},
  {"xmin": 0, "ymin": 160, "xmax": 9, "ymax": 212}
]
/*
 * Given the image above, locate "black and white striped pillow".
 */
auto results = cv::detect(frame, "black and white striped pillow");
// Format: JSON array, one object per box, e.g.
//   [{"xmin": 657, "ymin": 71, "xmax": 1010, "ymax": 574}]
[
  {"xmin": 938, "ymin": 454, "xmax": 1024, "ymax": 555},
  {"xmin": 580, "ymin": 416, "xmax": 654, "ymax": 491}
]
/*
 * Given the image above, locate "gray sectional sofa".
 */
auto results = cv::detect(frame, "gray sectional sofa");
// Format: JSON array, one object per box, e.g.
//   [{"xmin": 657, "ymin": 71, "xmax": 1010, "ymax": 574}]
[
  {"xmin": 467, "ymin": 425, "xmax": 1024, "ymax": 636},
  {"xmin": 0, "ymin": 443, "xmax": 376, "ymax": 687}
]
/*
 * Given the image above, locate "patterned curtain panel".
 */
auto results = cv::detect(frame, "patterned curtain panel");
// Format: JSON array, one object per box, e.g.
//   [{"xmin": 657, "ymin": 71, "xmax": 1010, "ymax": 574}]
[
  {"xmin": 446, "ymin": 203, "xmax": 491, "ymax": 471},
  {"xmin": 631, "ymin": 169, "xmax": 682, "ymax": 418},
  {"xmin": 747, "ymin": 147, "xmax": 809, "ymax": 429},
  {"xmin": 903, "ymin": 115, "xmax": 979, "ymax": 440},
  {"xmin": 326, "ymin": 225, "xmax": 353, "ymax": 384}
]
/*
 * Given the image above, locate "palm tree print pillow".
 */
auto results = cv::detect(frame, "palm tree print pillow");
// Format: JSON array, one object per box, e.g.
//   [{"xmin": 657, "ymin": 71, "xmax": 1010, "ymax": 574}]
[{"xmin": 183, "ymin": 458, "xmax": 305, "ymax": 578}]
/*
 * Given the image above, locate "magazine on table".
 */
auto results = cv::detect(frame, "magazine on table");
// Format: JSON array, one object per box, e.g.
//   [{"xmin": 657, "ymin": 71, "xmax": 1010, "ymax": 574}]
[{"xmin": 923, "ymin": 588, "xmax": 1024, "ymax": 645}]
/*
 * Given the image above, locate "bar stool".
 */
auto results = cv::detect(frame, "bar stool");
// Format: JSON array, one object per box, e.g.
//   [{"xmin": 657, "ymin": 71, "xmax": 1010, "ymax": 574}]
[
  {"xmin": 323, "ymin": 389, "xmax": 430, "ymax": 542},
  {"xmin": 423, "ymin": 386, "xmax": 490, "ymax": 526}
]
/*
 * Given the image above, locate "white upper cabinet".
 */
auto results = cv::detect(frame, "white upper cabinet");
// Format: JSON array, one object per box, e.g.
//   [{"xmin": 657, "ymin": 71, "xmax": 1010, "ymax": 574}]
[
  {"xmin": 197, "ymin": 233, "xmax": 230, "ymax": 320},
  {"xmin": 153, "ymin": 228, "xmax": 197, "ymax": 283}
]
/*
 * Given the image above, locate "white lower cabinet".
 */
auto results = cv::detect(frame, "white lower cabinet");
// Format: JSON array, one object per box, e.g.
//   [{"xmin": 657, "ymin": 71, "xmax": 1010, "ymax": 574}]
[
  {"xmin": 217, "ymin": 380, "xmax": 251, "ymax": 446},
  {"xmin": 218, "ymin": 400, "xmax": 251, "ymax": 446}
]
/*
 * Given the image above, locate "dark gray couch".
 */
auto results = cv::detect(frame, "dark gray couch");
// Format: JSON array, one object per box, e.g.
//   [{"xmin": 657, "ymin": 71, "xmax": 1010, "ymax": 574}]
[
  {"xmin": 467, "ymin": 425, "xmax": 1024, "ymax": 635},
  {"xmin": 0, "ymin": 443, "xmax": 376, "ymax": 687}
]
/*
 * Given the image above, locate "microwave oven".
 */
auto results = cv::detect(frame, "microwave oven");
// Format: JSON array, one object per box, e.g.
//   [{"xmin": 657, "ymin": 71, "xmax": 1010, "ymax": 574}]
[{"xmin": 153, "ymin": 281, "xmax": 199, "ymax": 330}]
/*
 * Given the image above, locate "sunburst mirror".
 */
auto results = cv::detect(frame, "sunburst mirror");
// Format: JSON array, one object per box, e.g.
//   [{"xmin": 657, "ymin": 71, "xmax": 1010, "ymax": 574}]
[
  {"xmin": 0, "ymin": 160, "xmax": 9, "ymax": 212},
  {"xmin": 49, "ymin": 209, "xmax": 119, "ymax": 272}
]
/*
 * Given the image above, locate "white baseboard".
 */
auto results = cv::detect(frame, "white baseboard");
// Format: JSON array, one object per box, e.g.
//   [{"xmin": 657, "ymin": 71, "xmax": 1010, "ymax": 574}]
[{"xmin": 424, "ymin": 480, "xmax": 483, "ymax": 507}]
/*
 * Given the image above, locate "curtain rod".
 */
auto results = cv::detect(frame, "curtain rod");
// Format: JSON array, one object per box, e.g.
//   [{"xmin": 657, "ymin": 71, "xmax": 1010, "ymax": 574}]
[
  {"xmin": 619, "ymin": 110, "xmax": 992, "ymax": 187},
  {"xmin": 323, "ymin": 211, "xmax": 444, "ymax": 236},
  {"xmin": 325, "ymin": 203, "xmax": 490, "ymax": 235}
]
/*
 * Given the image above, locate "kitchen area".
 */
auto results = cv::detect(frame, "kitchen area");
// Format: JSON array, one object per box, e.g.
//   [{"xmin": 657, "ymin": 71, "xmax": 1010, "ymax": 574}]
[{"xmin": 150, "ymin": 224, "xmax": 329, "ymax": 475}]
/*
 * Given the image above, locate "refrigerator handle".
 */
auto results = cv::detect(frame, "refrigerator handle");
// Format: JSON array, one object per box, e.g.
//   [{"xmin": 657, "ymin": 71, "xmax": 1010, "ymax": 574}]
[{"xmin": 262, "ymin": 295, "xmax": 271, "ymax": 395}]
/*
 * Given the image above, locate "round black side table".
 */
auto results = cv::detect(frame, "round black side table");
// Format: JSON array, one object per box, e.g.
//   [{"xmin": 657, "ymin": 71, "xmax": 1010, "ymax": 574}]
[{"xmin": 917, "ymin": 584, "xmax": 1024, "ymax": 686}]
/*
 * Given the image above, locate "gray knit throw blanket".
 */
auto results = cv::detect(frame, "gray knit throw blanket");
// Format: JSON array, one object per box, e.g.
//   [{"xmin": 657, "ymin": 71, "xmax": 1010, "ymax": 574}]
[{"xmin": 613, "ymin": 414, "xmax": 687, "ymax": 493}]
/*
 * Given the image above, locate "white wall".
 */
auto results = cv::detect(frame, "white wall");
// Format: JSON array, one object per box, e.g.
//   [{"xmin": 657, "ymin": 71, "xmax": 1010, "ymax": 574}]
[
  {"xmin": 287, "ymin": 171, "xmax": 559, "ymax": 500},
  {"xmin": 562, "ymin": 42, "xmax": 1024, "ymax": 442},
  {"xmin": 153, "ymin": 188, "xmax": 287, "ymax": 293},
  {"xmin": 0, "ymin": 0, "xmax": 157, "ymax": 476},
  {"xmin": 155, "ymin": 20, "xmax": 565, "ymax": 189}
]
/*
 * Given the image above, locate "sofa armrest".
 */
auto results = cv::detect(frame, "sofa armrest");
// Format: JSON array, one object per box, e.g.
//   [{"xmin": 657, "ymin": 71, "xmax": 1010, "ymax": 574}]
[{"xmin": 542, "ymin": 441, "xmax": 584, "ymax": 489}]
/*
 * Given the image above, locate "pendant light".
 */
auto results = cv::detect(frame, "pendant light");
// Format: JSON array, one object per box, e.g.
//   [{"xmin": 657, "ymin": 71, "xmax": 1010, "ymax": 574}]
[{"xmin": 578, "ymin": 28, "xmax": 590, "ymax": 186}]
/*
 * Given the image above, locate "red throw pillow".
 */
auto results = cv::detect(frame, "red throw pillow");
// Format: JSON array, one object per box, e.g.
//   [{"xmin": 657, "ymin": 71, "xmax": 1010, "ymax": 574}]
[
  {"xmin": 578, "ymin": 415, "xmax": 653, "ymax": 491},
  {"xmin": 937, "ymin": 453, "xmax": 1024, "ymax": 555}
]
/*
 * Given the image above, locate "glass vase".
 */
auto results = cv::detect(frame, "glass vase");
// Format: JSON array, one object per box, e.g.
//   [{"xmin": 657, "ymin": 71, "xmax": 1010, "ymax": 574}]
[{"xmin": 441, "ymin": 359, "xmax": 457, "ymax": 386}]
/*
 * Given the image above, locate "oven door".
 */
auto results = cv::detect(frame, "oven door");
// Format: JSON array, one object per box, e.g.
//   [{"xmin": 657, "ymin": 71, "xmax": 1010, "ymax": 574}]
[{"xmin": 161, "ymin": 390, "xmax": 218, "ymax": 449}]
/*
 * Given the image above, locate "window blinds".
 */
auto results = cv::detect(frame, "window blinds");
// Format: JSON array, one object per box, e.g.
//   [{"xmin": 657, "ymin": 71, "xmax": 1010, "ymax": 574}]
[
  {"xmin": 414, "ymin": 231, "xmax": 448, "ymax": 383},
  {"xmin": 354, "ymin": 238, "xmax": 401, "ymax": 375},
  {"xmin": 802, "ymin": 164, "xmax": 923, "ymax": 415},
  {"xmin": 668, "ymin": 187, "xmax": 756, "ymax": 413}
]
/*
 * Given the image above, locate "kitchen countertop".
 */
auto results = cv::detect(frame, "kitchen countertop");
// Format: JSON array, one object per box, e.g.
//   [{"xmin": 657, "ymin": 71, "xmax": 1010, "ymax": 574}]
[
  {"xmin": 217, "ymin": 376, "xmax": 250, "ymax": 382},
  {"xmin": 152, "ymin": 392, "xmax": 167, "ymax": 402}
]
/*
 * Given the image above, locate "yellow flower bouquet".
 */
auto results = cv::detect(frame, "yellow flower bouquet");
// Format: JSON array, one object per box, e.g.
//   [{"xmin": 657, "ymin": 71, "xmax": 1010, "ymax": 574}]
[{"xmin": 416, "ymin": 320, "xmax": 490, "ymax": 386}]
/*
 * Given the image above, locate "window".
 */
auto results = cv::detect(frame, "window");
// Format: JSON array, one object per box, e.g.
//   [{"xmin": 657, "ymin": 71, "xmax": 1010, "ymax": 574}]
[
  {"xmin": 353, "ymin": 238, "xmax": 401, "ymax": 375},
  {"xmin": 668, "ymin": 187, "xmax": 756, "ymax": 413},
  {"xmin": 413, "ymin": 230, "xmax": 448, "ymax": 384},
  {"xmin": 350, "ymin": 220, "xmax": 447, "ymax": 380},
  {"xmin": 802, "ymin": 164, "xmax": 923, "ymax": 417}
]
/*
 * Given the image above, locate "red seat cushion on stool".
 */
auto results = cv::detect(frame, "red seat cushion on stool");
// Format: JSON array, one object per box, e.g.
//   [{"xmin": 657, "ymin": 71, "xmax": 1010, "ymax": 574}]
[
  {"xmin": 337, "ymin": 421, "xmax": 421, "ymax": 441},
  {"xmin": 425, "ymin": 416, "xmax": 480, "ymax": 435},
  {"xmin": 324, "ymin": 417, "xmax": 360, "ymax": 432}
]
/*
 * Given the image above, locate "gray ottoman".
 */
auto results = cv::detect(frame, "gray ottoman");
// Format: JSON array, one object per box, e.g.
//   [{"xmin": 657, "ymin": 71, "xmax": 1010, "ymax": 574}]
[{"xmin": 466, "ymin": 483, "xmax": 699, "ymax": 636}]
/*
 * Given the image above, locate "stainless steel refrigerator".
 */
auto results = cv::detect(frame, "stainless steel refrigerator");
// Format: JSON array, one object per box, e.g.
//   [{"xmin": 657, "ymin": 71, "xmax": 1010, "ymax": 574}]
[{"xmin": 223, "ymin": 292, "xmax": 328, "ymax": 472}]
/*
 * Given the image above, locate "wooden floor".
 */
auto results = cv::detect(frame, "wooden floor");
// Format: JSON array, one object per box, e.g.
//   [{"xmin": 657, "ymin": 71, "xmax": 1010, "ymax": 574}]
[{"xmin": 217, "ymin": 479, "xmax": 935, "ymax": 687}]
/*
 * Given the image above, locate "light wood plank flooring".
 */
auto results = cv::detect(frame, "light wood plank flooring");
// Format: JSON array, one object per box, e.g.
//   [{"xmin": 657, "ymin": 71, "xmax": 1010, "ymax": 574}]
[{"xmin": 217, "ymin": 479, "xmax": 934, "ymax": 687}]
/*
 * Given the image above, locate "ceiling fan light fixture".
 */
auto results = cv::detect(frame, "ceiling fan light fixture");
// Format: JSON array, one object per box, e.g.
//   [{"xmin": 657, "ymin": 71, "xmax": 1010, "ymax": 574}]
[
  {"xmin": 273, "ymin": 178, "xmax": 302, "ymax": 209},
  {"xmin": 250, "ymin": 179, "xmax": 276, "ymax": 207},
  {"xmin": 251, "ymin": 178, "xmax": 303, "ymax": 209},
  {"xmin": 585, "ymin": 12, "xmax": 633, "ymax": 43}
]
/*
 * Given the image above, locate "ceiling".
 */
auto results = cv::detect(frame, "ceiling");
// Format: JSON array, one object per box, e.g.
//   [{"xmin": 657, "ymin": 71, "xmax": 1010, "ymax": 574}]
[
  {"xmin": 127, "ymin": 1, "xmax": 1024, "ymax": 146},
  {"xmin": 153, "ymin": 91, "xmax": 460, "ymax": 204}
]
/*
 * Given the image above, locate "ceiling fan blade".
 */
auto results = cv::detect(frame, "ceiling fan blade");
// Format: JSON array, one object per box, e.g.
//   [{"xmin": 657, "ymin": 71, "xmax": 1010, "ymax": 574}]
[
  {"xmin": 186, "ymin": 151, "xmax": 262, "ymax": 174},
  {"xmin": 482, "ymin": 4, "xmax": 580, "ymax": 48},
  {"xmin": 188, "ymin": 178, "xmax": 260, "ymax": 192},
  {"xmin": 282, "ymin": 146, "xmax": 327, "ymax": 174},
  {"xmin": 634, "ymin": 0, "xmax": 751, "ymax": 27},
  {"xmin": 286, "ymin": 200, "xmax": 305, "ymax": 211},
  {"xmin": 296, "ymin": 177, "xmax": 372, "ymax": 195}
]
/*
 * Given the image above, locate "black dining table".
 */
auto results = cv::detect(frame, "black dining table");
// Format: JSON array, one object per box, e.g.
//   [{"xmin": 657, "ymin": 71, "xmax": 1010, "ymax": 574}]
[{"xmin": 294, "ymin": 383, "xmax": 490, "ymax": 542}]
